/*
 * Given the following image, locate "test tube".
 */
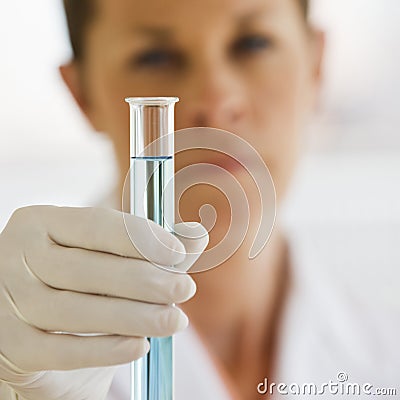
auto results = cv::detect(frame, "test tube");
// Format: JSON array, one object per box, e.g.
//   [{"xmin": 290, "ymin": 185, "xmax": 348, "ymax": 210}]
[{"xmin": 125, "ymin": 97, "xmax": 179, "ymax": 400}]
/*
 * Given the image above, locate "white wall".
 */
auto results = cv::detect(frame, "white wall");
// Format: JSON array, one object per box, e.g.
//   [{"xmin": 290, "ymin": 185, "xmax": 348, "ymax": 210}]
[
  {"xmin": 309, "ymin": 0, "xmax": 400, "ymax": 153},
  {"xmin": 0, "ymin": 0, "xmax": 117, "ymax": 227},
  {"xmin": 0, "ymin": 0, "xmax": 399, "ymax": 229}
]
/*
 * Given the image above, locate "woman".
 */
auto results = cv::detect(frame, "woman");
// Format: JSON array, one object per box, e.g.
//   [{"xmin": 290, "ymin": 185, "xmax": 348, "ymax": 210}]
[
  {"xmin": 1, "ymin": 0, "xmax": 397, "ymax": 399},
  {"xmin": 59, "ymin": 1, "xmax": 322, "ymax": 396}
]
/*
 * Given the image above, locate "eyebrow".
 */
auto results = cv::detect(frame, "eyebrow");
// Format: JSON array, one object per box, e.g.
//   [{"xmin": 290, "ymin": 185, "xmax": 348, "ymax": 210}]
[
  {"xmin": 131, "ymin": 6, "xmax": 269, "ymax": 39},
  {"xmin": 133, "ymin": 27, "xmax": 173, "ymax": 40},
  {"xmin": 237, "ymin": 9, "xmax": 266, "ymax": 27}
]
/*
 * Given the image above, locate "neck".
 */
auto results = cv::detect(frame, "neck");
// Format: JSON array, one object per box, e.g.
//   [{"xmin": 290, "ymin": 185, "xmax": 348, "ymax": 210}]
[{"xmin": 181, "ymin": 226, "xmax": 288, "ymax": 383}]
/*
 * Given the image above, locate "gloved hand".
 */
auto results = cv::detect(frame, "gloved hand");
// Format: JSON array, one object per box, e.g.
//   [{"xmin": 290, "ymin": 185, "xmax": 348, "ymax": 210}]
[{"xmin": 0, "ymin": 206, "xmax": 208, "ymax": 400}]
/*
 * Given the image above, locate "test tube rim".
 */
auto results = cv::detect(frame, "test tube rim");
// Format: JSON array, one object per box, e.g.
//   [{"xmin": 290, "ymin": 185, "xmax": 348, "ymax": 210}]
[{"xmin": 125, "ymin": 96, "xmax": 179, "ymax": 106}]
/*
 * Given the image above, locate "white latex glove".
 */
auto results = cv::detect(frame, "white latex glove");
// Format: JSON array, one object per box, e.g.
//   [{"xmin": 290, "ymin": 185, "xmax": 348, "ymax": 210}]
[{"xmin": 0, "ymin": 206, "xmax": 208, "ymax": 400}]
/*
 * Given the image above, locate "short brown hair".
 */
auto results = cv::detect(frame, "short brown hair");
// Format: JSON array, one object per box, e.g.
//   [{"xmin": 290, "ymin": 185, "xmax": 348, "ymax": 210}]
[
  {"xmin": 63, "ymin": 0, "xmax": 309, "ymax": 60},
  {"xmin": 63, "ymin": 0, "xmax": 95, "ymax": 60},
  {"xmin": 299, "ymin": 0, "xmax": 309, "ymax": 20}
]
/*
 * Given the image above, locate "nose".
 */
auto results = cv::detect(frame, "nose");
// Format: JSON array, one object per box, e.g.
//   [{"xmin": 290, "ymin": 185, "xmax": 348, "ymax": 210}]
[{"xmin": 180, "ymin": 62, "xmax": 247, "ymax": 130}]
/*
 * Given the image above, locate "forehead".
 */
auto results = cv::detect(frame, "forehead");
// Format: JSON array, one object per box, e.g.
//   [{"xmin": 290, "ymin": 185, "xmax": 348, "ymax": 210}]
[{"xmin": 95, "ymin": 0, "xmax": 296, "ymax": 32}]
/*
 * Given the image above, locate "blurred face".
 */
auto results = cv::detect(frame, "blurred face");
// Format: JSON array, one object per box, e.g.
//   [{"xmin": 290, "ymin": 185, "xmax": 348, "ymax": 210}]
[{"xmin": 65, "ymin": 0, "xmax": 322, "ymax": 223}]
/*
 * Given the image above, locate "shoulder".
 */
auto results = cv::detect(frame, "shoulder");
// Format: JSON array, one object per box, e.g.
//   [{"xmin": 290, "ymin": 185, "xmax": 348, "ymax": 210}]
[
  {"xmin": 287, "ymin": 222, "xmax": 399, "ymax": 305},
  {"xmin": 275, "ymin": 222, "xmax": 400, "ymax": 386}
]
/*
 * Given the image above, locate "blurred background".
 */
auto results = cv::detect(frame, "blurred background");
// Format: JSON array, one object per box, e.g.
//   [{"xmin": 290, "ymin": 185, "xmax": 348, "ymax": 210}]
[{"xmin": 0, "ymin": 0, "xmax": 399, "ymax": 230}]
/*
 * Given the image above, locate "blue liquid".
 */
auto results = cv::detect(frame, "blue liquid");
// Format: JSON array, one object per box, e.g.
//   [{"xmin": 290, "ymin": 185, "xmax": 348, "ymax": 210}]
[{"xmin": 130, "ymin": 156, "xmax": 174, "ymax": 400}]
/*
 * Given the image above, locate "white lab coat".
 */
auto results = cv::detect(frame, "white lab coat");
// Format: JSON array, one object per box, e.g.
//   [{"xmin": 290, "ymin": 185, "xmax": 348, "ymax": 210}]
[{"xmin": 107, "ymin": 215, "xmax": 400, "ymax": 399}]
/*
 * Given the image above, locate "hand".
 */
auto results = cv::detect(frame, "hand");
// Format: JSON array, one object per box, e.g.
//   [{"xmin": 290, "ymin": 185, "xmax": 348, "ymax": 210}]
[{"xmin": 0, "ymin": 206, "xmax": 208, "ymax": 400}]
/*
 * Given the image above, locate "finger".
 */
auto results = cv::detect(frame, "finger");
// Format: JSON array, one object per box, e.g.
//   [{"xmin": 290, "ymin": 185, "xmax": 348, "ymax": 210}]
[
  {"xmin": 34, "ymin": 206, "xmax": 186, "ymax": 265},
  {"xmin": 4, "ymin": 316, "xmax": 150, "ymax": 372},
  {"xmin": 173, "ymin": 222, "xmax": 209, "ymax": 272},
  {"xmin": 25, "ymin": 242, "xmax": 196, "ymax": 304},
  {"xmin": 17, "ymin": 286, "xmax": 189, "ymax": 337}
]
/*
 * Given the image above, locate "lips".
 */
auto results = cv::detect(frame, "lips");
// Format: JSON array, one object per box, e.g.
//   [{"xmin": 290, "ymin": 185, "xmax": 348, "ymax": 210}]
[
  {"xmin": 203, "ymin": 155, "xmax": 247, "ymax": 174},
  {"xmin": 175, "ymin": 148, "xmax": 262, "ymax": 176}
]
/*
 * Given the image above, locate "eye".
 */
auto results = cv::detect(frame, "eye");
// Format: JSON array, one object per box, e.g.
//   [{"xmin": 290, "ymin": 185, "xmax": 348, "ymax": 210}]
[
  {"xmin": 232, "ymin": 34, "xmax": 272, "ymax": 56},
  {"xmin": 132, "ymin": 48, "xmax": 183, "ymax": 70}
]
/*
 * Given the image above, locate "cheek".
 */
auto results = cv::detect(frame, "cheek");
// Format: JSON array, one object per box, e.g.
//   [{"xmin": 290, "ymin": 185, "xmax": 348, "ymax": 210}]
[
  {"xmin": 247, "ymin": 52, "xmax": 310, "ymax": 156},
  {"xmin": 239, "ymin": 50, "xmax": 312, "ymax": 201},
  {"xmin": 86, "ymin": 67, "xmax": 132, "ymax": 155},
  {"xmin": 85, "ymin": 63, "xmax": 125, "ymax": 127}
]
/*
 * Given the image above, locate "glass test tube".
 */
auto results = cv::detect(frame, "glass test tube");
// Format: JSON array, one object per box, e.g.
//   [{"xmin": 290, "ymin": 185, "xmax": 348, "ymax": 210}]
[{"xmin": 125, "ymin": 97, "xmax": 179, "ymax": 400}]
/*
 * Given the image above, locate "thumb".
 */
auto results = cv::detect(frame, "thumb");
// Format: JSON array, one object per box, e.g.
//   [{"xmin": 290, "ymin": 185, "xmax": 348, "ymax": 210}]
[{"xmin": 173, "ymin": 222, "xmax": 209, "ymax": 272}]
